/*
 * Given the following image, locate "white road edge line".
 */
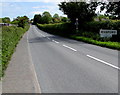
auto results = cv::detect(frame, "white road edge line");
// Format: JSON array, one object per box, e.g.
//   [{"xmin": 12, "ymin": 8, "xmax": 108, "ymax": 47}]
[
  {"xmin": 27, "ymin": 26, "xmax": 41, "ymax": 93},
  {"xmin": 87, "ymin": 54, "xmax": 120, "ymax": 70},
  {"xmin": 52, "ymin": 40, "xmax": 59, "ymax": 44},
  {"xmin": 63, "ymin": 44, "xmax": 77, "ymax": 52},
  {"xmin": 34, "ymin": 26, "xmax": 45, "ymax": 37}
]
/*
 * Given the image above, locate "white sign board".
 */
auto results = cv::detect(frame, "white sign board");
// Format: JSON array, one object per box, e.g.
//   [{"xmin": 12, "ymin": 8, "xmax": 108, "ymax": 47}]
[{"xmin": 100, "ymin": 29, "xmax": 117, "ymax": 38}]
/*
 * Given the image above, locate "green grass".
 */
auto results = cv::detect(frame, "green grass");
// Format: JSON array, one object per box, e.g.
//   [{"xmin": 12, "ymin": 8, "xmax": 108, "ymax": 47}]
[
  {"xmin": 70, "ymin": 35, "xmax": 120, "ymax": 50},
  {"xmin": 0, "ymin": 25, "xmax": 30, "ymax": 78}
]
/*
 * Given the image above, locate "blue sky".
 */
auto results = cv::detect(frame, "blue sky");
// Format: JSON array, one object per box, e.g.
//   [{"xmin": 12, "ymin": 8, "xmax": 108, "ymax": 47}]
[
  {"xmin": 1, "ymin": 0, "xmax": 106, "ymax": 21},
  {"xmin": 1, "ymin": 1, "xmax": 66, "ymax": 21}
]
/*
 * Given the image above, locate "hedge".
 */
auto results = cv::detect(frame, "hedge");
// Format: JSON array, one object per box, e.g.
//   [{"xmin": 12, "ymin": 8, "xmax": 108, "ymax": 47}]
[
  {"xmin": 37, "ymin": 23, "xmax": 74, "ymax": 37},
  {"xmin": 0, "ymin": 25, "xmax": 30, "ymax": 78}
]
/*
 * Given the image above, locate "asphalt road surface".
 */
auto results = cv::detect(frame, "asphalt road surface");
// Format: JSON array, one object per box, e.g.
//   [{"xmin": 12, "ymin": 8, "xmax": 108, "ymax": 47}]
[{"xmin": 27, "ymin": 25, "xmax": 119, "ymax": 93}]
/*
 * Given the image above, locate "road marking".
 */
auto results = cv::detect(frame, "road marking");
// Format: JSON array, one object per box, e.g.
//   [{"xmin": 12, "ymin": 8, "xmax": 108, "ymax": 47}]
[
  {"xmin": 63, "ymin": 44, "xmax": 77, "ymax": 52},
  {"xmin": 34, "ymin": 26, "xmax": 45, "ymax": 37},
  {"xmin": 87, "ymin": 54, "xmax": 120, "ymax": 70},
  {"xmin": 27, "ymin": 26, "xmax": 41, "ymax": 93},
  {"xmin": 52, "ymin": 40, "xmax": 59, "ymax": 43},
  {"xmin": 47, "ymin": 37, "xmax": 50, "ymax": 40}
]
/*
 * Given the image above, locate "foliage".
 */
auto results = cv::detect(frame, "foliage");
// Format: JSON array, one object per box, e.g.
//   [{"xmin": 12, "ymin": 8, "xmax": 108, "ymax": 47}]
[
  {"xmin": 33, "ymin": 14, "xmax": 42, "ymax": 25},
  {"xmin": 94, "ymin": 15, "xmax": 109, "ymax": 21},
  {"xmin": 82, "ymin": 20, "xmax": 120, "ymax": 34},
  {"xmin": 100, "ymin": 1, "xmax": 120, "ymax": 19},
  {"xmin": 0, "ymin": 18, "xmax": 2, "ymax": 23},
  {"xmin": 41, "ymin": 11, "xmax": 53, "ymax": 24},
  {"xmin": 0, "ymin": 17, "xmax": 11, "ymax": 23},
  {"xmin": 58, "ymin": 2, "xmax": 98, "ymax": 24},
  {"xmin": 37, "ymin": 23, "xmax": 74, "ymax": 36},
  {"xmin": 60, "ymin": 16, "xmax": 69, "ymax": 22},
  {"xmin": 11, "ymin": 16, "xmax": 29, "ymax": 28},
  {"xmin": 53, "ymin": 13, "xmax": 61, "ymax": 23},
  {"xmin": 1, "ymin": 25, "xmax": 30, "ymax": 78},
  {"xmin": 71, "ymin": 35, "xmax": 120, "ymax": 50}
]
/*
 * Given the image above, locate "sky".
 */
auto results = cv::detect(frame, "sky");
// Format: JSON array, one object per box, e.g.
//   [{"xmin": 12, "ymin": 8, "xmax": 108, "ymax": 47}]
[
  {"xmin": 1, "ymin": 0, "xmax": 66, "ymax": 21},
  {"xmin": 1, "ymin": 0, "xmax": 106, "ymax": 21}
]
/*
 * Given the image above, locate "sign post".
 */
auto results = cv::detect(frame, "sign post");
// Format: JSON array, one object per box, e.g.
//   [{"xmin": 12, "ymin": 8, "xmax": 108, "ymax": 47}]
[{"xmin": 75, "ymin": 18, "xmax": 79, "ymax": 32}]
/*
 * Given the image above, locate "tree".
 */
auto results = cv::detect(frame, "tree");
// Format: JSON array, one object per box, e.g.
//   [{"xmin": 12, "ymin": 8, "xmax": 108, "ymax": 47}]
[
  {"xmin": 33, "ymin": 14, "xmax": 41, "ymax": 24},
  {"xmin": 53, "ymin": 13, "xmax": 61, "ymax": 23},
  {"xmin": 100, "ymin": 1, "xmax": 120, "ymax": 19},
  {"xmin": 58, "ymin": 2, "xmax": 98, "ymax": 24},
  {"xmin": 18, "ymin": 16, "xmax": 29, "ymax": 28},
  {"xmin": 2, "ymin": 17, "xmax": 11, "ymax": 23},
  {"xmin": 41, "ymin": 11, "xmax": 52, "ymax": 24}
]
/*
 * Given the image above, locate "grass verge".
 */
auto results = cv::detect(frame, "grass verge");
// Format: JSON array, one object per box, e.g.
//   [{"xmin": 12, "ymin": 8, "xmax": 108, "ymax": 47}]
[{"xmin": 70, "ymin": 35, "xmax": 120, "ymax": 50}]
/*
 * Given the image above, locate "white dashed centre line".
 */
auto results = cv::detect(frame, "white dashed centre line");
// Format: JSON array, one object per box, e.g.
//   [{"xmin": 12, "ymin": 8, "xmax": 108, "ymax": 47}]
[
  {"xmin": 63, "ymin": 44, "xmax": 77, "ymax": 52},
  {"xmin": 47, "ymin": 37, "xmax": 50, "ymax": 40},
  {"xmin": 87, "ymin": 54, "xmax": 120, "ymax": 70},
  {"xmin": 52, "ymin": 40, "xmax": 59, "ymax": 44},
  {"xmin": 34, "ymin": 26, "xmax": 119, "ymax": 70}
]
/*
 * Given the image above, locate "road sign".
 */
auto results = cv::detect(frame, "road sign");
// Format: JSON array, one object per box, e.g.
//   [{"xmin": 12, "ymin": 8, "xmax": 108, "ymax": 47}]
[{"xmin": 100, "ymin": 29, "xmax": 117, "ymax": 38}]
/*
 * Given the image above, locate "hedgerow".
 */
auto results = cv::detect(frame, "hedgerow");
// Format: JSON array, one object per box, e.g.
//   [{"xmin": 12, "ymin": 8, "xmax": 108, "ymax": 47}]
[{"xmin": 0, "ymin": 25, "xmax": 29, "ymax": 78}]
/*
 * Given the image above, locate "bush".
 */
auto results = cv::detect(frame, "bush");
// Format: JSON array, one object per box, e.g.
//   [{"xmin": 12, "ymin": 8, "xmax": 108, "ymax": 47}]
[
  {"xmin": 77, "ymin": 20, "xmax": 120, "ymax": 42},
  {"xmin": 82, "ymin": 20, "xmax": 120, "ymax": 34},
  {"xmin": 37, "ymin": 23, "xmax": 74, "ymax": 37},
  {"xmin": 1, "ymin": 25, "xmax": 29, "ymax": 78}
]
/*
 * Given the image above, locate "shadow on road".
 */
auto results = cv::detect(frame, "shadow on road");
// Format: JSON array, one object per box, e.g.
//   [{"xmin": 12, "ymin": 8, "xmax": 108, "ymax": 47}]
[{"xmin": 29, "ymin": 34, "xmax": 85, "ymax": 45}]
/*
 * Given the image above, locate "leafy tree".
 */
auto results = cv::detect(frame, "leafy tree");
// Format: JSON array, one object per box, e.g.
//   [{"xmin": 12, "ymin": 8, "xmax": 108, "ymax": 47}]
[
  {"xmin": 100, "ymin": 1, "xmax": 120, "ymax": 19},
  {"xmin": 18, "ymin": 16, "xmax": 29, "ymax": 28},
  {"xmin": 41, "ymin": 11, "xmax": 52, "ymax": 24},
  {"xmin": 33, "ymin": 14, "xmax": 42, "ymax": 24},
  {"xmin": 2, "ymin": 17, "xmax": 11, "ymax": 23},
  {"xmin": 58, "ymin": 2, "xmax": 98, "ymax": 24},
  {"xmin": 12, "ymin": 16, "xmax": 29, "ymax": 28},
  {"xmin": 53, "ymin": 13, "xmax": 61, "ymax": 23}
]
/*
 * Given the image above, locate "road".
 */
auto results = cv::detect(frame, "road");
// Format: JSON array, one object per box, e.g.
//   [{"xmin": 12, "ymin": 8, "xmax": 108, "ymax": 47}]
[{"xmin": 27, "ymin": 25, "xmax": 119, "ymax": 93}]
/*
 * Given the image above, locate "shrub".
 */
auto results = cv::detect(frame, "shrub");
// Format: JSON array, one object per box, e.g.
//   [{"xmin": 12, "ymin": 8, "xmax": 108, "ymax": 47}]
[
  {"xmin": 37, "ymin": 23, "xmax": 74, "ymax": 37},
  {"xmin": 1, "ymin": 25, "xmax": 29, "ymax": 78}
]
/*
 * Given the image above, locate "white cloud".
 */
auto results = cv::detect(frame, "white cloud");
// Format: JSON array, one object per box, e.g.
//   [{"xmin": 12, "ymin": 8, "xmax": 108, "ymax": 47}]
[
  {"xmin": 32, "ymin": 5, "xmax": 55, "ymax": 9},
  {"xmin": 31, "ymin": 11, "xmax": 42, "ymax": 15},
  {"xmin": 2, "ymin": 0, "xmax": 64, "ymax": 2},
  {"xmin": 32, "ymin": 6, "xmax": 40, "ymax": 9}
]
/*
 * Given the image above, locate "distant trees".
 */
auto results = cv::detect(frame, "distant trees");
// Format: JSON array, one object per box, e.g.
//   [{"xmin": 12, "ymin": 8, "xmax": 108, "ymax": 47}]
[
  {"xmin": 33, "ymin": 11, "xmax": 68, "ymax": 24},
  {"xmin": 41, "ymin": 11, "xmax": 53, "ymax": 24},
  {"xmin": 0, "ymin": 17, "xmax": 11, "ymax": 23},
  {"xmin": 11, "ymin": 16, "xmax": 29, "ymax": 28},
  {"xmin": 53, "ymin": 13, "xmax": 61, "ymax": 23}
]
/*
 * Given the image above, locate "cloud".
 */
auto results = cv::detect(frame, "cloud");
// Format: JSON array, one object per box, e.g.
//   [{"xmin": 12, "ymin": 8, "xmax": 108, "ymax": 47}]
[
  {"xmin": 31, "ymin": 11, "xmax": 42, "ymax": 15},
  {"xmin": 2, "ymin": 0, "xmax": 64, "ymax": 2},
  {"xmin": 32, "ymin": 6, "xmax": 40, "ymax": 9}
]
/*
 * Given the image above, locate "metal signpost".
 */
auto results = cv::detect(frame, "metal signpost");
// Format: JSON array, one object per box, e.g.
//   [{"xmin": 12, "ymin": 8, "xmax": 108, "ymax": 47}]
[{"xmin": 75, "ymin": 18, "xmax": 79, "ymax": 32}]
